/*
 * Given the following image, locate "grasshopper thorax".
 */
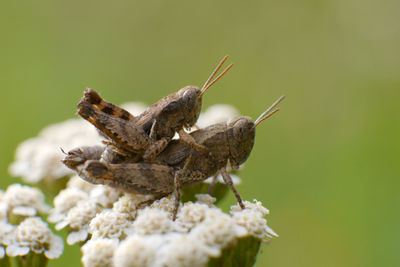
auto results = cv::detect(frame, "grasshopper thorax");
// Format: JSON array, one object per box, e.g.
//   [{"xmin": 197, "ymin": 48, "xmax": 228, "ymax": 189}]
[{"xmin": 227, "ymin": 116, "xmax": 256, "ymax": 170}]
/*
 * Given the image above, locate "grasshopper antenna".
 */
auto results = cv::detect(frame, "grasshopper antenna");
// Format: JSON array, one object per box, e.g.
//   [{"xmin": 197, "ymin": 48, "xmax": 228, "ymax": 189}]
[
  {"xmin": 201, "ymin": 55, "xmax": 228, "ymax": 90},
  {"xmin": 60, "ymin": 147, "xmax": 68, "ymax": 155},
  {"xmin": 201, "ymin": 55, "xmax": 234, "ymax": 96},
  {"xmin": 253, "ymin": 95, "xmax": 286, "ymax": 128}
]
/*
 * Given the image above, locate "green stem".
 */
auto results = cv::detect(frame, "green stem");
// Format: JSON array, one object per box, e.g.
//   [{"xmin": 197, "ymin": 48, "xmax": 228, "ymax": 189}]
[
  {"xmin": 0, "ymin": 256, "xmax": 10, "ymax": 267},
  {"xmin": 207, "ymin": 236, "xmax": 261, "ymax": 267},
  {"xmin": 15, "ymin": 253, "xmax": 48, "ymax": 267}
]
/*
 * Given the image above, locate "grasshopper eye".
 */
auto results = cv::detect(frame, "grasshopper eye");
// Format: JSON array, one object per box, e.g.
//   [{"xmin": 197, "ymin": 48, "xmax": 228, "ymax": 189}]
[
  {"xmin": 233, "ymin": 119, "xmax": 248, "ymax": 140},
  {"xmin": 182, "ymin": 88, "xmax": 198, "ymax": 108},
  {"xmin": 182, "ymin": 89, "xmax": 194, "ymax": 99}
]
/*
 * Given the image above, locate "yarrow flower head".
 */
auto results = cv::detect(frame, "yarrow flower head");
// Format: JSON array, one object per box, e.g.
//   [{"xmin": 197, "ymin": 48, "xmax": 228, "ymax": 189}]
[
  {"xmin": 89, "ymin": 210, "xmax": 132, "ymax": 240},
  {"xmin": 2, "ymin": 184, "xmax": 50, "ymax": 217},
  {"xmin": 56, "ymin": 201, "xmax": 101, "ymax": 245},
  {"xmin": 112, "ymin": 193, "xmax": 149, "ymax": 220},
  {"xmin": 0, "ymin": 221, "xmax": 15, "ymax": 259},
  {"xmin": 190, "ymin": 209, "xmax": 246, "ymax": 257},
  {"xmin": 231, "ymin": 200, "xmax": 278, "ymax": 239},
  {"xmin": 155, "ymin": 233, "xmax": 209, "ymax": 267},
  {"xmin": 89, "ymin": 185, "xmax": 121, "ymax": 209},
  {"xmin": 6, "ymin": 217, "xmax": 63, "ymax": 259},
  {"xmin": 132, "ymin": 208, "xmax": 173, "ymax": 235},
  {"xmin": 113, "ymin": 234, "xmax": 163, "ymax": 267},
  {"xmin": 67, "ymin": 175, "xmax": 97, "ymax": 193},
  {"xmin": 175, "ymin": 201, "xmax": 216, "ymax": 232},
  {"xmin": 81, "ymin": 238, "xmax": 118, "ymax": 267},
  {"xmin": 48, "ymin": 187, "xmax": 89, "ymax": 223}
]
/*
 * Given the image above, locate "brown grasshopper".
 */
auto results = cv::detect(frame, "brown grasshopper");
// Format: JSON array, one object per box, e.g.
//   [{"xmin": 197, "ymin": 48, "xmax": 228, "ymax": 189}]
[
  {"xmin": 76, "ymin": 56, "xmax": 233, "ymax": 163},
  {"xmin": 64, "ymin": 96, "xmax": 285, "ymax": 219}
]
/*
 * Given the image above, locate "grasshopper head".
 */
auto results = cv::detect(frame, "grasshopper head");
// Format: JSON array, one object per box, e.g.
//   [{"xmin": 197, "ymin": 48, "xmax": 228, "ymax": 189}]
[
  {"xmin": 227, "ymin": 116, "xmax": 256, "ymax": 169},
  {"xmin": 178, "ymin": 55, "xmax": 234, "ymax": 129},
  {"xmin": 228, "ymin": 95, "xmax": 286, "ymax": 169},
  {"xmin": 177, "ymin": 86, "xmax": 203, "ymax": 128}
]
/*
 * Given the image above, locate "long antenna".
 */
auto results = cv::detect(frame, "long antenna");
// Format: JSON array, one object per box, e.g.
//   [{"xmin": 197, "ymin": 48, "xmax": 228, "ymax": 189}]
[
  {"xmin": 201, "ymin": 55, "xmax": 228, "ymax": 90},
  {"xmin": 200, "ymin": 55, "xmax": 234, "ymax": 96},
  {"xmin": 253, "ymin": 95, "xmax": 285, "ymax": 127}
]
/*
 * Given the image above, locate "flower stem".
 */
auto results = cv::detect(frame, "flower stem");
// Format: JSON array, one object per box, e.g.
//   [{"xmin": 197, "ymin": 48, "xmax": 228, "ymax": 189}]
[
  {"xmin": 207, "ymin": 236, "xmax": 261, "ymax": 267},
  {"xmin": 15, "ymin": 253, "xmax": 48, "ymax": 267},
  {"xmin": 0, "ymin": 256, "xmax": 10, "ymax": 267}
]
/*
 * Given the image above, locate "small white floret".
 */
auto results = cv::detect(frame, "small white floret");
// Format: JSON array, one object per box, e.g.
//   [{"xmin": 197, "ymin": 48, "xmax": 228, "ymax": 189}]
[
  {"xmin": 175, "ymin": 202, "xmax": 213, "ymax": 232},
  {"xmin": 114, "ymin": 234, "xmax": 162, "ymax": 267},
  {"xmin": 55, "ymin": 201, "xmax": 100, "ymax": 245},
  {"xmin": 81, "ymin": 238, "xmax": 118, "ymax": 267},
  {"xmin": 230, "ymin": 200, "xmax": 278, "ymax": 239},
  {"xmin": 89, "ymin": 210, "xmax": 131, "ymax": 240},
  {"xmin": 155, "ymin": 233, "xmax": 209, "ymax": 267},
  {"xmin": 230, "ymin": 199, "xmax": 269, "ymax": 216},
  {"xmin": 6, "ymin": 217, "xmax": 63, "ymax": 259},
  {"xmin": 67, "ymin": 175, "xmax": 96, "ymax": 193},
  {"xmin": 190, "ymin": 209, "xmax": 242, "ymax": 257},
  {"xmin": 2, "ymin": 184, "xmax": 50, "ymax": 216},
  {"xmin": 133, "ymin": 208, "xmax": 173, "ymax": 235},
  {"xmin": 90, "ymin": 186, "xmax": 121, "ymax": 208},
  {"xmin": 149, "ymin": 196, "xmax": 175, "ymax": 215},
  {"xmin": 195, "ymin": 194, "xmax": 216, "ymax": 206},
  {"xmin": 48, "ymin": 188, "xmax": 89, "ymax": 223}
]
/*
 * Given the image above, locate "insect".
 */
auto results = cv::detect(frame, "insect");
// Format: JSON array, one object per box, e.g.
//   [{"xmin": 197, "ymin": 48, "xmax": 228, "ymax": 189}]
[
  {"xmin": 77, "ymin": 56, "xmax": 233, "ymax": 163},
  {"xmin": 64, "ymin": 95, "xmax": 285, "ymax": 219}
]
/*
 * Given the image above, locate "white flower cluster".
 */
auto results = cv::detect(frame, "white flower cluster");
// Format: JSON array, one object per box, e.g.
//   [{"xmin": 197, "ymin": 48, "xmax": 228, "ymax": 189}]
[
  {"xmin": 75, "ymin": 193, "xmax": 277, "ymax": 267},
  {"xmin": 6, "ymin": 217, "xmax": 63, "ymax": 259},
  {"xmin": 2, "ymin": 184, "xmax": 50, "ymax": 217},
  {"xmin": 48, "ymin": 176, "xmax": 122, "ymax": 245},
  {"xmin": 0, "ymin": 184, "xmax": 64, "ymax": 260}
]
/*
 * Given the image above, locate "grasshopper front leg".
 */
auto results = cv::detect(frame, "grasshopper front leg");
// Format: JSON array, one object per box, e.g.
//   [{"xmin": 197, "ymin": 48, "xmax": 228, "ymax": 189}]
[
  {"xmin": 220, "ymin": 167, "xmax": 245, "ymax": 209},
  {"xmin": 178, "ymin": 129, "xmax": 208, "ymax": 152}
]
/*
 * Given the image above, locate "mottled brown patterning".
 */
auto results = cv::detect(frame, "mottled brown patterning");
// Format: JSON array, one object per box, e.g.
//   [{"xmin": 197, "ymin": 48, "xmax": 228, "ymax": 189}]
[
  {"xmin": 77, "ymin": 55, "xmax": 234, "ymax": 162},
  {"xmin": 63, "ymin": 95, "xmax": 285, "ymax": 220}
]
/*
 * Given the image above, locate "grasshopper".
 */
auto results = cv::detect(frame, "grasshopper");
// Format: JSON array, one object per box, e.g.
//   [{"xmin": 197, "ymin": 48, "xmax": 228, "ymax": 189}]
[
  {"xmin": 64, "ymin": 96, "xmax": 285, "ymax": 219},
  {"xmin": 77, "ymin": 56, "xmax": 233, "ymax": 163}
]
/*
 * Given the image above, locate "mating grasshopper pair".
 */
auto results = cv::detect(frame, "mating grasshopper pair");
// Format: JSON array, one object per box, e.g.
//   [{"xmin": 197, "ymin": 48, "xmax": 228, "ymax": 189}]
[{"xmin": 62, "ymin": 56, "xmax": 284, "ymax": 219}]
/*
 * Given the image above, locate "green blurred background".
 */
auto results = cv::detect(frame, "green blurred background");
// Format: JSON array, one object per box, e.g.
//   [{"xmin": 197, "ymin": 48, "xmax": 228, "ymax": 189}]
[{"xmin": 1, "ymin": 0, "xmax": 399, "ymax": 266}]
